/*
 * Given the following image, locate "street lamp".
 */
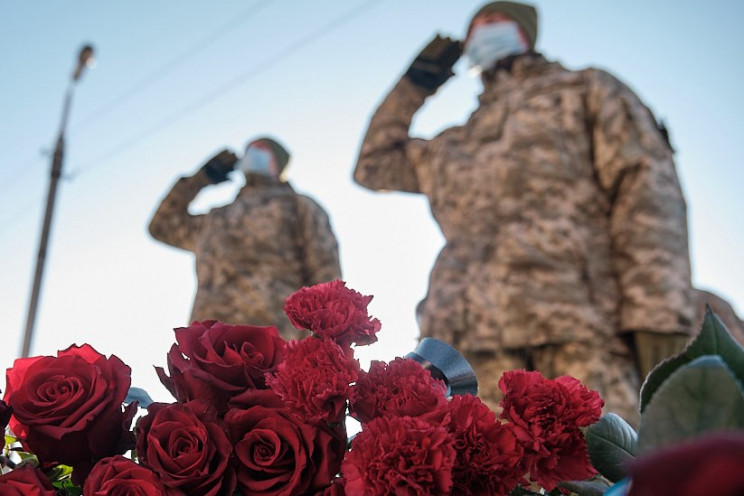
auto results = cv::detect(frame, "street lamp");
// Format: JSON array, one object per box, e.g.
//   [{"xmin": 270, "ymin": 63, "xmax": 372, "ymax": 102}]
[{"xmin": 20, "ymin": 44, "xmax": 96, "ymax": 358}]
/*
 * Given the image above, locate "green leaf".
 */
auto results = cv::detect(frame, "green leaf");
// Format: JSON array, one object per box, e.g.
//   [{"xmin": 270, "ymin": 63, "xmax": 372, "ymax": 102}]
[
  {"xmin": 45, "ymin": 464, "xmax": 74, "ymax": 482},
  {"xmin": 640, "ymin": 307, "xmax": 744, "ymax": 412},
  {"xmin": 638, "ymin": 355, "xmax": 744, "ymax": 452},
  {"xmin": 585, "ymin": 413, "xmax": 638, "ymax": 482},
  {"xmin": 14, "ymin": 450, "xmax": 38, "ymax": 462},
  {"xmin": 52, "ymin": 478, "xmax": 83, "ymax": 496},
  {"xmin": 559, "ymin": 479, "xmax": 611, "ymax": 496}
]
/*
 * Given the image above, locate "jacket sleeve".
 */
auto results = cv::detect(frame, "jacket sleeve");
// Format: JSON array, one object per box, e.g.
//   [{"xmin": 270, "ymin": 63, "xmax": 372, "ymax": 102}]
[
  {"xmin": 586, "ymin": 69, "xmax": 695, "ymax": 335},
  {"xmin": 148, "ymin": 170, "xmax": 211, "ymax": 252},
  {"xmin": 353, "ymin": 77, "xmax": 431, "ymax": 193},
  {"xmin": 296, "ymin": 196, "xmax": 342, "ymax": 285}
]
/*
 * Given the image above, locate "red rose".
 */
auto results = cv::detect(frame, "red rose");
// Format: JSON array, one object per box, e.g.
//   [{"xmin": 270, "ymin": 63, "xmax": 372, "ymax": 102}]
[
  {"xmin": 266, "ymin": 337, "xmax": 359, "ymax": 424},
  {"xmin": 0, "ymin": 397, "xmax": 11, "ymax": 451},
  {"xmin": 225, "ymin": 405, "xmax": 345, "ymax": 496},
  {"xmin": 0, "ymin": 465, "xmax": 56, "ymax": 496},
  {"xmin": 156, "ymin": 320, "xmax": 286, "ymax": 413},
  {"xmin": 284, "ymin": 280, "xmax": 381, "ymax": 346},
  {"xmin": 342, "ymin": 415, "xmax": 456, "ymax": 495},
  {"xmin": 628, "ymin": 432, "xmax": 744, "ymax": 496},
  {"xmin": 84, "ymin": 455, "xmax": 167, "ymax": 495},
  {"xmin": 349, "ymin": 357, "xmax": 448, "ymax": 424},
  {"xmin": 228, "ymin": 387, "xmax": 285, "ymax": 410},
  {"xmin": 445, "ymin": 394, "xmax": 525, "ymax": 495},
  {"xmin": 136, "ymin": 401, "xmax": 235, "ymax": 496},
  {"xmin": 499, "ymin": 370, "xmax": 603, "ymax": 491},
  {"xmin": 4, "ymin": 344, "xmax": 136, "ymax": 483}
]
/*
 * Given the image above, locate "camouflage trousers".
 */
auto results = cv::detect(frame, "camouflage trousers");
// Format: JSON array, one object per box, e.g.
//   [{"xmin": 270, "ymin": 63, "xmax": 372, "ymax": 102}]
[{"xmin": 464, "ymin": 341, "xmax": 641, "ymax": 427}]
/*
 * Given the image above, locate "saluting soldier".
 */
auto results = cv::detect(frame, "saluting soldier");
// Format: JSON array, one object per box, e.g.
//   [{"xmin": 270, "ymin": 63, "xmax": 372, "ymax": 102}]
[
  {"xmin": 354, "ymin": 1, "xmax": 699, "ymax": 423},
  {"xmin": 150, "ymin": 136, "xmax": 341, "ymax": 340}
]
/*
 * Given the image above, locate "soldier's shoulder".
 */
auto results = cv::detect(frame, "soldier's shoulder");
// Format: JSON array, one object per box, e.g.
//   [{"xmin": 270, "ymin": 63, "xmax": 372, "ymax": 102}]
[
  {"xmin": 577, "ymin": 66, "xmax": 637, "ymax": 94},
  {"xmin": 294, "ymin": 192, "xmax": 329, "ymax": 211}
]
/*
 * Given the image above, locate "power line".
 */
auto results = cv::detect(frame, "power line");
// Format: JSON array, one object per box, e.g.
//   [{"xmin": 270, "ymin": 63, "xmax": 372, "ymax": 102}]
[
  {"xmin": 0, "ymin": 0, "xmax": 385, "ymax": 237},
  {"xmin": 0, "ymin": 1, "xmax": 274, "ymax": 201},
  {"xmin": 0, "ymin": 194, "xmax": 44, "ymax": 233},
  {"xmin": 0, "ymin": 154, "xmax": 48, "ymax": 233},
  {"xmin": 71, "ymin": 0, "xmax": 278, "ymax": 133},
  {"xmin": 73, "ymin": 0, "xmax": 384, "ymax": 177},
  {"xmin": 0, "ymin": 168, "xmax": 79, "ymax": 234},
  {"xmin": 1, "ymin": 153, "xmax": 48, "ymax": 190}
]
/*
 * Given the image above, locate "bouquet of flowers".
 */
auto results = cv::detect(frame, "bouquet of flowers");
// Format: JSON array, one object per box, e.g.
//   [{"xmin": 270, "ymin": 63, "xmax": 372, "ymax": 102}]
[{"xmin": 2, "ymin": 281, "xmax": 743, "ymax": 495}]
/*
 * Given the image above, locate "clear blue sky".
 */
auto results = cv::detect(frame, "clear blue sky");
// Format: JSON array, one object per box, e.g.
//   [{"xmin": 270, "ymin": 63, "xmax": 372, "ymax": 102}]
[{"xmin": 2, "ymin": 0, "xmax": 743, "ymax": 401}]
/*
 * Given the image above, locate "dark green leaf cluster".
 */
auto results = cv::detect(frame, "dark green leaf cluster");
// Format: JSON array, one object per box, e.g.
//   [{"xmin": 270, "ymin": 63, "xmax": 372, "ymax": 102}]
[{"xmin": 585, "ymin": 308, "xmax": 744, "ymax": 487}]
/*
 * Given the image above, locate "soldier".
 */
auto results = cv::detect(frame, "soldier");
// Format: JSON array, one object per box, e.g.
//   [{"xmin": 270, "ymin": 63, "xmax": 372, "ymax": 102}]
[
  {"xmin": 150, "ymin": 136, "xmax": 341, "ymax": 340},
  {"xmin": 354, "ymin": 1, "xmax": 697, "ymax": 423}
]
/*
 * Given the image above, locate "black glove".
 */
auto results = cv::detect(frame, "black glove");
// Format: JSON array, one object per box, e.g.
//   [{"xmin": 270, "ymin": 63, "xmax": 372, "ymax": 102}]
[
  {"xmin": 405, "ymin": 34, "xmax": 462, "ymax": 92},
  {"xmin": 201, "ymin": 149, "xmax": 237, "ymax": 184}
]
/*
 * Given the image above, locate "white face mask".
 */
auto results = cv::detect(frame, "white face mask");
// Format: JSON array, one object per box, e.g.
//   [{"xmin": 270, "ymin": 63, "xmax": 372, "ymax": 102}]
[
  {"xmin": 235, "ymin": 146, "xmax": 275, "ymax": 176},
  {"xmin": 465, "ymin": 21, "xmax": 529, "ymax": 73}
]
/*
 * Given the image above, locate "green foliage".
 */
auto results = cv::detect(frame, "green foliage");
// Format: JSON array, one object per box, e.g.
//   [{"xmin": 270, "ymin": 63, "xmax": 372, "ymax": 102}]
[
  {"xmin": 638, "ymin": 355, "xmax": 744, "ymax": 452},
  {"xmin": 585, "ymin": 413, "xmax": 638, "ymax": 482},
  {"xmin": 640, "ymin": 307, "xmax": 744, "ymax": 412},
  {"xmin": 52, "ymin": 478, "xmax": 83, "ymax": 496},
  {"xmin": 14, "ymin": 449, "xmax": 38, "ymax": 462},
  {"xmin": 45, "ymin": 463, "xmax": 74, "ymax": 482},
  {"xmin": 580, "ymin": 309, "xmax": 744, "ymax": 493}
]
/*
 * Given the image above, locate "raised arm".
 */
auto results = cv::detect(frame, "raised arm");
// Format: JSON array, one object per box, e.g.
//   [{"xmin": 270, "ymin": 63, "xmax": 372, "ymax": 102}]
[
  {"xmin": 353, "ymin": 35, "xmax": 461, "ymax": 193},
  {"xmin": 148, "ymin": 149, "xmax": 236, "ymax": 251}
]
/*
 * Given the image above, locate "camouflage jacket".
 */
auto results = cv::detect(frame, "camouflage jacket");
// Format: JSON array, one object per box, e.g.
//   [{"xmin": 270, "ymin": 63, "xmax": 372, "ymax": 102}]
[
  {"xmin": 354, "ymin": 54, "xmax": 694, "ymax": 352},
  {"xmin": 149, "ymin": 170, "xmax": 341, "ymax": 339}
]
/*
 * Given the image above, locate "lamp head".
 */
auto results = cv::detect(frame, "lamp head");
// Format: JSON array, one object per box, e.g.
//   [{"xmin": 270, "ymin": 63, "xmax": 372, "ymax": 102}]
[{"xmin": 72, "ymin": 44, "xmax": 95, "ymax": 81}]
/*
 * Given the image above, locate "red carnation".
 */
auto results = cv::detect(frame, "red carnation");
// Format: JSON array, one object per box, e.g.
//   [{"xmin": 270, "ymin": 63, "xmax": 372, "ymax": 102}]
[
  {"xmin": 0, "ymin": 465, "xmax": 56, "ymax": 495},
  {"xmin": 267, "ymin": 337, "xmax": 359, "ymax": 424},
  {"xmin": 349, "ymin": 357, "xmax": 448, "ymax": 424},
  {"xmin": 4, "ymin": 344, "xmax": 136, "ymax": 484},
  {"xmin": 445, "ymin": 394, "xmax": 525, "ymax": 495},
  {"xmin": 156, "ymin": 320, "xmax": 286, "ymax": 413},
  {"xmin": 225, "ymin": 405, "xmax": 345, "ymax": 496},
  {"xmin": 136, "ymin": 401, "xmax": 235, "ymax": 496},
  {"xmin": 284, "ymin": 280, "xmax": 381, "ymax": 346},
  {"xmin": 342, "ymin": 415, "xmax": 456, "ymax": 495},
  {"xmin": 84, "ymin": 455, "xmax": 167, "ymax": 495},
  {"xmin": 499, "ymin": 370, "xmax": 603, "ymax": 491}
]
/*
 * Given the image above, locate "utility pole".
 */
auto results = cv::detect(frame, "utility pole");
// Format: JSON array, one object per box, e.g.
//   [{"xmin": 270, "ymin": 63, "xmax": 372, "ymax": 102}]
[{"xmin": 21, "ymin": 44, "xmax": 95, "ymax": 358}]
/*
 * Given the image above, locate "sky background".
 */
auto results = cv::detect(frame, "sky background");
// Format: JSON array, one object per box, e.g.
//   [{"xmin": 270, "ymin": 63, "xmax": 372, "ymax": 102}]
[{"xmin": 2, "ymin": 0, "xmax": 743, "ymax": 402}]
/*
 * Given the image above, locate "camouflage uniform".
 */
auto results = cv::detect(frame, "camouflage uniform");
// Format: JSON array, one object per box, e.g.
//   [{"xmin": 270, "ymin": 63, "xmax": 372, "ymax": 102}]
[
  {"xmin": 149, "ymin": 169, "xmax": 341, "ymax": 340},
  {"xmin": 354, "ymin": 54, "xmax": 695, "ymax": 423}
]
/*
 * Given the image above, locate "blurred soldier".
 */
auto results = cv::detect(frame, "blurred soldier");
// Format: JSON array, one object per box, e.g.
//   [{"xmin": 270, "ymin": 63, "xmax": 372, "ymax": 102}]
[
  {"xmin": 354, "ymin": 1, "xmax": 697, "ymax": 423},
  {"xmin": 150, "ymin": 136, "xmax": 341, "ymax": 340}
]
